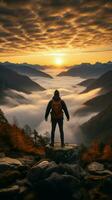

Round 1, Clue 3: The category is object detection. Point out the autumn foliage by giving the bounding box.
[0,109,45,155]
[81,141,112,162]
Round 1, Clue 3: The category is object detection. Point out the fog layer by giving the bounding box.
[1,76,99,144]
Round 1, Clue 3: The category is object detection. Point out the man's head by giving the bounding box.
[54,90,60,97]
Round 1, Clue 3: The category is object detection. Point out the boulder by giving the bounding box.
[0,157,24,188]
[0,157,24,173]
[44,163,87,180]
[28,159,87,188]
[18,155,40,167]
[37,172,80,200]
[0,185,20,199]
[0,157,22,167]
[27,160,57,184]
[99,176,112,195]
[0,170,21,188]
[59,163,87,179]
[87,162,104,173]
[45,143,80,163]
[0,152,5,158]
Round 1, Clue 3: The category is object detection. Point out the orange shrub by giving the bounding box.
[81,141,101,162]
[0,123,45,155]
[101,144,112,161]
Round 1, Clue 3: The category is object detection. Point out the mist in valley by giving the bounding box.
[0,73,100,144]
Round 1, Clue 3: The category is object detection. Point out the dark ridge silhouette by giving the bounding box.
[81,104,112,144]
[0,66,45,94]
[0,62,53,78]
[81,70,112,94]
[78,78,96,87]
[58,62,112,78]
[75,90,112,116]
[84,90,112,112]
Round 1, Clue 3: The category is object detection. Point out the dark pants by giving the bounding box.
[51,118,64,145]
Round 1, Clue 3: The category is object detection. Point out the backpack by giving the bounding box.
[51,99,63,119]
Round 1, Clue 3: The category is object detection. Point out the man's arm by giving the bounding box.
[45,100,52,121]
[62,100,70,120]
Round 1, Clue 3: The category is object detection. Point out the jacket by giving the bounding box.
[45,97,70,120]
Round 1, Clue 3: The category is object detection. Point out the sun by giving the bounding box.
[55,57,63,66]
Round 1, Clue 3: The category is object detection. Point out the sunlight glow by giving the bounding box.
[55,57,63,66]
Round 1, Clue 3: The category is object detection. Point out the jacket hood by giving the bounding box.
[52,95,61,101]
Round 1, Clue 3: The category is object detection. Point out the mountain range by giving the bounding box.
[84,90,112,112]
[78,78,96,87]
[75,70,112,116]
[58,62,112,78]
[75,90,112,117]
[0,62,52,78]
[0,66,45,105]
[81,70,112,94]
[81,104,112,144]
[0,67,45,93]
[0,62,54,105]
[74,69,112,144]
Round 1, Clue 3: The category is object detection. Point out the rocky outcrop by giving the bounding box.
[0,157,22,166]
[0,152,112,200]
[45,143,81,163]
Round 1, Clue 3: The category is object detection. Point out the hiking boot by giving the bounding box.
[61,143,65,148]
[50,143,54,147]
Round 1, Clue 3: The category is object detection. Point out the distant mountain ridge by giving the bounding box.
[0,66,45,94]
[78,78,96,87]
[58,61,112,78]
[81,104,112,144]
[81,70,112,94]
[84,91,112,112]
[0,62,52,78]
[75,71,112,116]
[75,90,112,116]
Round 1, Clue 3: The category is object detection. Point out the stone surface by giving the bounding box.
[0,185,20,198]
[0,152,112,200]
[0,157,22,166]
[18,155,40,167]
[45,143,80,163]
[27,160,57,184]
[0,170,21,188]
[87,162,104,172]
[0,152,5,158]
[37,172,81,200]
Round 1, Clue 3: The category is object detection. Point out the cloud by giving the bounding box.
[1,76,98,144]
[1,0,33,6]
[0,0,112,56]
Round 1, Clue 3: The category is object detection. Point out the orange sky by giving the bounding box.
[0,49,112,69]
[0,0,112,69]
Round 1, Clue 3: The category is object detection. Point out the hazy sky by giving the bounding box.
[0,0,112,67]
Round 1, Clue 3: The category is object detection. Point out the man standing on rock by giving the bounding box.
[45,90,70,147]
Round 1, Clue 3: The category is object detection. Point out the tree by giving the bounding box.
[33,129,39,144]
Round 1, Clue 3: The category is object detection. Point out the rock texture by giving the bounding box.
[45,143,80,163]
[0,149,112,200]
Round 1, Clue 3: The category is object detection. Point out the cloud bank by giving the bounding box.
[1,76,99,144]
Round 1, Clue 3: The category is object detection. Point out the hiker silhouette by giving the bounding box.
[45,90,70,147]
